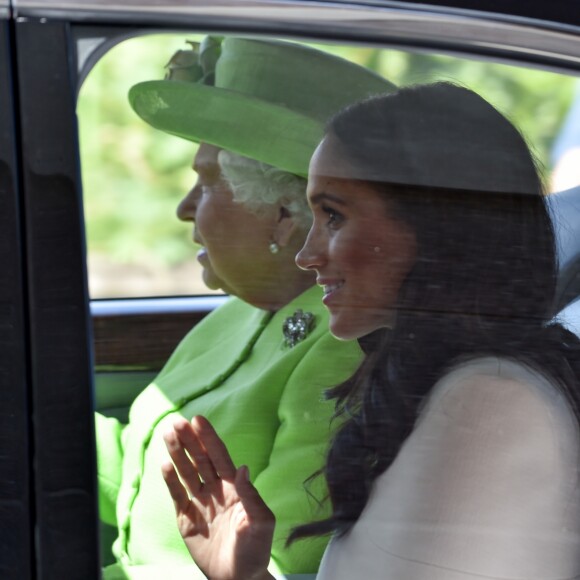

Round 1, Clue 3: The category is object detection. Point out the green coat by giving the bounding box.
[97,285,362,579]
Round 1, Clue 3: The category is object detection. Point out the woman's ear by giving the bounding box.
[273,206,299,248]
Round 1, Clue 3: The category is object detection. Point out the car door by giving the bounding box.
[9,15,100,579]
[7,14,226,578]
[0,10,34,579]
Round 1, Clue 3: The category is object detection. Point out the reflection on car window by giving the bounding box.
[77,33,576,299]
[86,31,580,580]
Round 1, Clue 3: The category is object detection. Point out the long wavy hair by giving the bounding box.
[290,82,580,541]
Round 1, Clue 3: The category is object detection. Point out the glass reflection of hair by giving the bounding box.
[290,82,580,541]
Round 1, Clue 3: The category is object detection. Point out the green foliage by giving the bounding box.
[78,35,202,269]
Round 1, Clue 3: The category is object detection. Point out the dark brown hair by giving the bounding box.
[290,82,580,541]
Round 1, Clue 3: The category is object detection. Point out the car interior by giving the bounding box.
[550,186,580,332]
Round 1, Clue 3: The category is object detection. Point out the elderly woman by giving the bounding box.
[96,36,394,578]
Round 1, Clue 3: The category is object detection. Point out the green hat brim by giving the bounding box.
[129,80,325,177]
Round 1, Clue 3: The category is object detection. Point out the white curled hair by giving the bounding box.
[217,150,311,229]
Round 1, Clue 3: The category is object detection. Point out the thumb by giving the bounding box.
[235,466,275,526]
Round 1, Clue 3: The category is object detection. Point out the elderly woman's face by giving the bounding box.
[177,143,282,302]
[296,136,417,340]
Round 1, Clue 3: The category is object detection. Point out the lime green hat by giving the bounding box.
[129,36,395,177]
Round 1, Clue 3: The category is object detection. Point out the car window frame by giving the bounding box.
[0,16,34,579]
[13,16,99,578]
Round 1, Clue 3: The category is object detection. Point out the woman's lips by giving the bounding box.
[319,280,344,306]
[196,246,208,263]
[193,232,207,261]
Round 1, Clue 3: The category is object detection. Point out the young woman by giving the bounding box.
[162,83,580,579]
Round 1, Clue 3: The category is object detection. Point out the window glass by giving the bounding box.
[85,30,580,578]
[77,33,576,299]
[78,35,207,298]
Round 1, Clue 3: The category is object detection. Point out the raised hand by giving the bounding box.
[162,415,275,580]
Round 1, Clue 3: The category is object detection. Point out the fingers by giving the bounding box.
[174,417,221,485]
[235,465,276,527]
[191,416,237,480]
[161,459,191,515]
[163,415,237,496]
[163,422,204,495]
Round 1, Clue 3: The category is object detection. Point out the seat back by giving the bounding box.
[547,186,580,312]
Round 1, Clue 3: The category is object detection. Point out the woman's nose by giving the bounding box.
[295,227,325,271]
[176,183,200,222]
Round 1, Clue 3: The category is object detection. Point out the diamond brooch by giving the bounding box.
[282,309,315,347]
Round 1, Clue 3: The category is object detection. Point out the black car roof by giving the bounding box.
[9,0,580,30]
[394,0,580,29]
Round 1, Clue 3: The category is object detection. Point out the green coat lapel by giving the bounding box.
[125,297,273,450]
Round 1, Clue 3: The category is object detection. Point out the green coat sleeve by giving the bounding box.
[95,412,126,526]
[254,332,362,575]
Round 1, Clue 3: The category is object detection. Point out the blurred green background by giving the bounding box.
[77,34,577,299]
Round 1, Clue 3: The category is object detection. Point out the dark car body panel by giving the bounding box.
[0,19,33,579]
[11,18,99,578]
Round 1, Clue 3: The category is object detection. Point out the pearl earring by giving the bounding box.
[269,241,280,254]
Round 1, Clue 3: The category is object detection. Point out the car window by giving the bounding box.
[78,34,215,299]
[78,30,580,576]
[77,32,577,300]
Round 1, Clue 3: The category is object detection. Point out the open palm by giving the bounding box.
[163,416,275,580]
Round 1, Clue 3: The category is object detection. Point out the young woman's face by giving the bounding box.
[296,136,417,340]
[176,143,278,300]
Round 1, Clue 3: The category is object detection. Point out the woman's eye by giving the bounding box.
[322,205,344,228]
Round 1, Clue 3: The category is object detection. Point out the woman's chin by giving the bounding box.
[329,317,363,342]
[202,268,225,292]
[329,313,384,342]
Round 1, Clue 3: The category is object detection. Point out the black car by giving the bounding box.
[2,0,580,577]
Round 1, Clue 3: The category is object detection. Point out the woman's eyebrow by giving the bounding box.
[309,192,346,206]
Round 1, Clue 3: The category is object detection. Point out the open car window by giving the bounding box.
[78,33,579,300]
[74,29,580,575]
